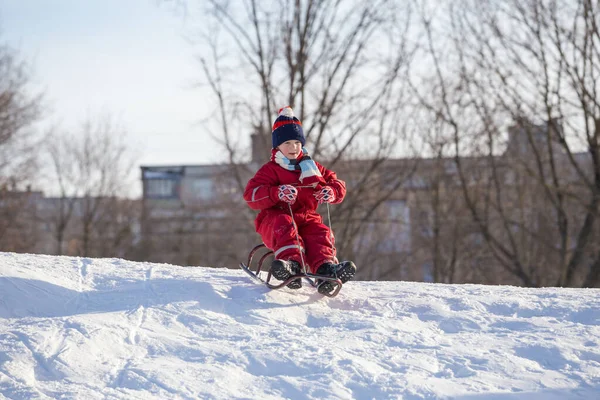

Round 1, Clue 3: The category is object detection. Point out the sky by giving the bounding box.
[1,251,599,399]
[0,0,222,174]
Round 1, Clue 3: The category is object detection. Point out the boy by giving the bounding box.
[243,106,356,295]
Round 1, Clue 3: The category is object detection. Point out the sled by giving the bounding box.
[239,244,343,298]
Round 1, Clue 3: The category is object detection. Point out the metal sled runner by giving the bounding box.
[239,244,343,298]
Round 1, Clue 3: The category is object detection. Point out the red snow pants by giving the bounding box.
[256,208,336,274]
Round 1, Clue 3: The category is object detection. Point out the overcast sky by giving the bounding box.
[0,0,222,172]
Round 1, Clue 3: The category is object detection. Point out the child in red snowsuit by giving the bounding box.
[243,106,356,294]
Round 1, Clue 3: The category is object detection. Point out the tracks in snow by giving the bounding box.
[111,265,155,387]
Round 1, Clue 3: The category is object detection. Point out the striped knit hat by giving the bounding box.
[271,106,305,148]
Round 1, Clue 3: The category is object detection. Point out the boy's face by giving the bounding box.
[278,140,302,159]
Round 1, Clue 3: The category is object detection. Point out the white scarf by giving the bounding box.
[272,148,324,185]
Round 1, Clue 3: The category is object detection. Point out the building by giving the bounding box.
[0,190,140,259]
[139,164,258,267]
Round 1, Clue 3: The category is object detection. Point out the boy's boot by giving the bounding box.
[270,259,302,289]
[315,261,356,295]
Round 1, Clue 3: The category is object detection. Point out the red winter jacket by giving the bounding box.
[243,159,346,230]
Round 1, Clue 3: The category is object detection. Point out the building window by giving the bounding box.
[378,200,411,253]
[146,179,178,198]
[191,178,214,200]
[422,262,433,282]
[419,210,433,238]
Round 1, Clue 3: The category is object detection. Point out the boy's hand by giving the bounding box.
[277,185,298,204]
[314,186,336,204]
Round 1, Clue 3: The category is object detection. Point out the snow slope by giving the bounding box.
[0,252,599,399]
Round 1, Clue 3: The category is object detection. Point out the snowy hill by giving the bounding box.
[0,252,599,399]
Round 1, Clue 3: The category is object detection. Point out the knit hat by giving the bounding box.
[271,106,305,149]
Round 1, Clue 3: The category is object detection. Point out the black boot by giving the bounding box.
[315,261,356,295]
[270,259,303,289]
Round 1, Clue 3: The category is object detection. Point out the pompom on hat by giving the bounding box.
[271,106,306,149]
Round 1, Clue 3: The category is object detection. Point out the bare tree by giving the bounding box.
[178,0,419,276]
[414,0,600,287]
[42,115,138,257]
[0,39,43,250]
[45,127,79,255]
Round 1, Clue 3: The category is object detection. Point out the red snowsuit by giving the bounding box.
[243,155,346,274]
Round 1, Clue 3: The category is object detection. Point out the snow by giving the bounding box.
[0,252,599,399]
